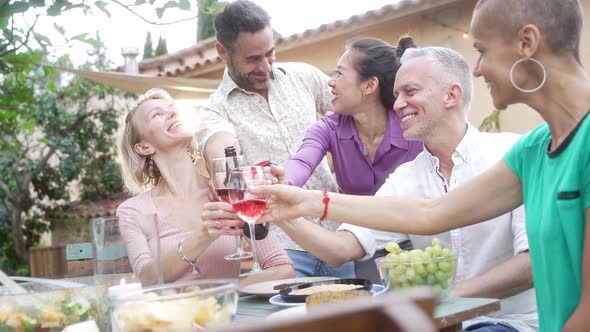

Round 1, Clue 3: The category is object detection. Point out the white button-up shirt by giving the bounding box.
[340,125,538,331]
[197,62,339,250]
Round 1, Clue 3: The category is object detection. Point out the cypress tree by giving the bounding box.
[154,36,168,56]
[143,32,153,59]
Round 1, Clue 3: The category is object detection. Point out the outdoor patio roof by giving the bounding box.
[137,0,461,77]
[55,66,220,100]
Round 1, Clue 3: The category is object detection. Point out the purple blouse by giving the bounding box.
[283,111,423,195]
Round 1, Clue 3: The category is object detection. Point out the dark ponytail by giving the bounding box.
[347,36,416,110]
[396,36,416,58]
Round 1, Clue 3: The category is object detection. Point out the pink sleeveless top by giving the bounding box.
[116,191,292,281]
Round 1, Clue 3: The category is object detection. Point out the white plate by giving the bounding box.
[268,284,385,307]
[239,277,337,297]
[267,306,307,321]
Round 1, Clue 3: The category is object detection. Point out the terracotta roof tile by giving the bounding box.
[138,0,457,77]
[58,192,131,219]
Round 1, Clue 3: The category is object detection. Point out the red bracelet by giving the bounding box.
[320,189,330,221]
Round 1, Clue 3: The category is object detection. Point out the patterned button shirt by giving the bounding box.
[197,62,339,250]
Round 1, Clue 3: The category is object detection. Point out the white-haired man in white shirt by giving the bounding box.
[270,47,538,332]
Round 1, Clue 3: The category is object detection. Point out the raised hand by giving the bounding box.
[250,184,320,222]
[270,165,289,185]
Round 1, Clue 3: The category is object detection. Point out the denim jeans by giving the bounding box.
[286,249,356,278]
[464,322,520,332]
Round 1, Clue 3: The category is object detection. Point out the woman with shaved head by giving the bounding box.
[470,1,588,330]
[250,1,590,331]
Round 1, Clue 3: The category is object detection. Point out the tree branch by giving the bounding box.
[27,107,98,183]
[109,0,198,25]
[1,16,39,57]
[0,180,16,204]
[0,197,12,212]
[0,121,18,138]
[12,145,30,193]
[0,19,17,57]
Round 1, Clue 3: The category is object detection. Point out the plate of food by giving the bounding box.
[239,277,337,297]
[279,278,373,303]
[268,283,385,315]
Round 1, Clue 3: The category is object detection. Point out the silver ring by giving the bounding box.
[215,220,221,228]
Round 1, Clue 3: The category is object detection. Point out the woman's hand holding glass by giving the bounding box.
[201,201,243,240]
[249,184,318,223]
[210,157,253,261]
[228,166,272,275]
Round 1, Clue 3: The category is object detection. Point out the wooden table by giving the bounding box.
[235,295,500,332]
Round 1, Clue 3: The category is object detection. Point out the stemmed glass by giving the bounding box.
[211,157,253,261]
[228,166,271,275]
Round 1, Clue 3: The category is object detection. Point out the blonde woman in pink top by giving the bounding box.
[116,88,294,286]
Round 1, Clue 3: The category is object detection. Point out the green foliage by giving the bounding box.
[0,0,207,272]
[0,49,127,266]
[143,31,154,59]
[154,36,168,56]
[478,109,502,132]
[0,209,29,276]
[155,0,195,18]
[197,0,225,42]
[0,2,132,269]
[199,0,226,15]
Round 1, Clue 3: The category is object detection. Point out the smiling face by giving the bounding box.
[221,26,276,95]
[470,9,522,110]
[393,57,447,142]
[132,98,194,156]
[328,50,366,115]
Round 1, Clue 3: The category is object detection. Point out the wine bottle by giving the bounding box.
[242,222,270,240]
[224,146,243,188]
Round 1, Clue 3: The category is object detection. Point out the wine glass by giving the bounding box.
[210,157,253,261]
[228,166,271,275]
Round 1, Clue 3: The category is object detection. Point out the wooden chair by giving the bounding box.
[221,288,437,332]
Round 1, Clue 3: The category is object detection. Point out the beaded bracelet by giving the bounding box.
[177,238,201,276]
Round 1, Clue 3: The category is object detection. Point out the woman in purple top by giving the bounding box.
[283,37,423,196]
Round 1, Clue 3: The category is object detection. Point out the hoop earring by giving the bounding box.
[509,58,546,93]
[148,157,154,178]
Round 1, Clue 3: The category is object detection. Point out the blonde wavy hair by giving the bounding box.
[118,88,200,194]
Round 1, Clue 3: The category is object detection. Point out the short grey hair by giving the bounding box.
[475,0,583,63]
[401,47,473,113]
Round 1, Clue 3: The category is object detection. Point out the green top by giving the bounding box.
[504,113,590,332]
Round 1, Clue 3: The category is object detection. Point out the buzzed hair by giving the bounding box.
[214,0,271,51]
[475,0,583,62]
[401,47,473,114]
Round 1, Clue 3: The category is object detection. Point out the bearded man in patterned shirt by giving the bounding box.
[197,0,353,278]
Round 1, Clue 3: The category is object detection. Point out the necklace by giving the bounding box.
[362,146,369,156]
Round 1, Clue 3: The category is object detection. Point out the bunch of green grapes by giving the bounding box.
[376,238,455,298]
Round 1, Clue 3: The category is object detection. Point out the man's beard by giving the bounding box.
[228,62,269,93]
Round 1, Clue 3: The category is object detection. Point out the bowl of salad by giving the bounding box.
[0,284,109,332]
[112,279,239,332]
